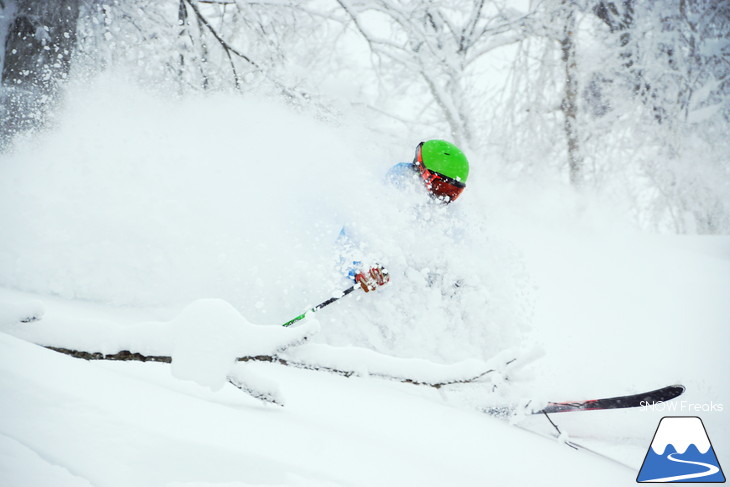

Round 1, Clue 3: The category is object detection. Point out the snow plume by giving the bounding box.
[323,185,534,362]
[0,74,533,365]
[0,74,364,309]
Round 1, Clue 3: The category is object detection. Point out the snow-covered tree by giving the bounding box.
[1,0,81,148]
[332,0,533,147]
[488,0,729,231]
[73,0,310,95]
[583,0,730,232]
[486,0,584,184]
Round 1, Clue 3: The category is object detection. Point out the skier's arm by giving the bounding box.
[336,226,389,292]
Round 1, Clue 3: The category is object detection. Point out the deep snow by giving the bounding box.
[1,79,729,486]
[1,329,632,487]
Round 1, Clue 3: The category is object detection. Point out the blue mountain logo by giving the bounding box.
[638,416,725,483]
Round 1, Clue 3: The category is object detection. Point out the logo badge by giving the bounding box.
[637,416,725,483]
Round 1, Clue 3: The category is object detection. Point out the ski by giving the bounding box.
[482,385,686,469]
[484,384,685,417]
[538,384,685,414]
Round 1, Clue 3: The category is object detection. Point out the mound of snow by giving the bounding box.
[168,299,316,390]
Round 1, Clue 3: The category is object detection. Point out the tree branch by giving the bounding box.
[185,0,258,67]
[182,0,260,89]
[44,345,504,389]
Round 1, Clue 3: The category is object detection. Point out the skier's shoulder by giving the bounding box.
[385,162,417,187]
[386,162,416,177]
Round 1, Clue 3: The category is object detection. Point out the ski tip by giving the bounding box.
[667,384,686,397]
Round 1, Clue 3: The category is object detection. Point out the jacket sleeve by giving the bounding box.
[335,163,411,280]
[336,225,362,281]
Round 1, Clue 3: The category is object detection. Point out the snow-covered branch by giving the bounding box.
[44,342,512,390]
[330,0,535,146]
[27,298,515,407]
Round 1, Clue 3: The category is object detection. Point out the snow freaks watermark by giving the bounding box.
[637,417,726,483]
[640,400,724,413]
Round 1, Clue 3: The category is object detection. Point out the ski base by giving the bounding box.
[483,384,686,417]
[540,384,685,414]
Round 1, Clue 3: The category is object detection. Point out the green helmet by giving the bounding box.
[416,140,469,183]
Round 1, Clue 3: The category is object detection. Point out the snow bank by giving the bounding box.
[0,330,633,487]
[0,434,94,487]
[0,294,319,393]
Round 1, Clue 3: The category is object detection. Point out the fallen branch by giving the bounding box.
[46,347,172,363]
[44,345,507,389]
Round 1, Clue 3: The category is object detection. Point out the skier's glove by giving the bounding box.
[354,264,390,292]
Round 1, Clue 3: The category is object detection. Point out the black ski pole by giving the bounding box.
[281,284,360,327]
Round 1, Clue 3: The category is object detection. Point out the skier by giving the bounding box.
[346,139,470,293]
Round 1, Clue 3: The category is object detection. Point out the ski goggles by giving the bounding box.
[418,166,466,202]
[414,143,466,202]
